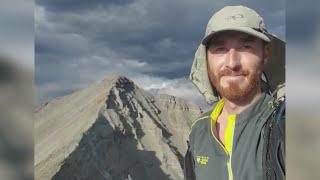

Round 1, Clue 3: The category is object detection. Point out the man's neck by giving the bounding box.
[222,89,263,115]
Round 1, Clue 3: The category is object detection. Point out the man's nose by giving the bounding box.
[225,48,241,70]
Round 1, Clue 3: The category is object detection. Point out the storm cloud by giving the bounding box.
[35,0,285,106]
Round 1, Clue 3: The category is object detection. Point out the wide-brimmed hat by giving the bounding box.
[190,5,285,104]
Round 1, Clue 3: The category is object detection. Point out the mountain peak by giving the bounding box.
[35,75,202,180]
[112,75,135,87]
[101,75,136,89]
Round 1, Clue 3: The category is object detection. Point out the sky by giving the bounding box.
[1,1,320,179]
[35,0,285,106]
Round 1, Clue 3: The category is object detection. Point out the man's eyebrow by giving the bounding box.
[209,39,225,46]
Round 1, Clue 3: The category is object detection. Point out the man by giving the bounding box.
[184,5,285,180]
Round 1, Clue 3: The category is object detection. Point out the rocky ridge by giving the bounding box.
[35,76,202,180]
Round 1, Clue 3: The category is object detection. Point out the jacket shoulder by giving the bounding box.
[190,111,211,129]
[190,100,220,128]
[188,105,215,138]
[188,110,211,152]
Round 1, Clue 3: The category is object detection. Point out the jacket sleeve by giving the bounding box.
[184,141,196,180]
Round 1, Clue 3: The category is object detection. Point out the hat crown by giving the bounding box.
[206,6,267,35]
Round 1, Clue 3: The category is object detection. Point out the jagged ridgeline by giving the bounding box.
[35,76,202,180]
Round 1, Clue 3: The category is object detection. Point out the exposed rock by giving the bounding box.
[35,76,202,180]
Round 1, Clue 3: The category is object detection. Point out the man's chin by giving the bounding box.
[218,81,253,101]
[211,70,261,102]
[219,81,245,90]
[219,87,244,101]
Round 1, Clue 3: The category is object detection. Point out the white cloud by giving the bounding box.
[130,75,209,108]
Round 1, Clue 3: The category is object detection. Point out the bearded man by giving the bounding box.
[184,5,285,180]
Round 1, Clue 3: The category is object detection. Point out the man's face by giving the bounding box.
[206,31,269,101]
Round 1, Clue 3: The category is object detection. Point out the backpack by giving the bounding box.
[262,84,285,180]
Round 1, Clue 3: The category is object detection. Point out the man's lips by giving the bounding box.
[223,74,244,76]
[221,73,245,77]
[220,73,246,81]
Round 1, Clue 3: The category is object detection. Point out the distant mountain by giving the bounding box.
[35,76,203,180]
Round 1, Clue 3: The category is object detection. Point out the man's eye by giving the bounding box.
[243,45,252,49]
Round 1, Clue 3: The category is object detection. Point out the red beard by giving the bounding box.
[209,68,261,101]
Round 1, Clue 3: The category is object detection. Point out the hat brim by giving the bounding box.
[201,26,271,46]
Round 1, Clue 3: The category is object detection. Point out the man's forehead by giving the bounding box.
[208,31,258,45]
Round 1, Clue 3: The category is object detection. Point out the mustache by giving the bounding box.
[218,68,249,77]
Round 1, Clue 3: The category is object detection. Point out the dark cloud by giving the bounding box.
[286,2,318,43]
[35,0,285,105]
[37,0,135,13]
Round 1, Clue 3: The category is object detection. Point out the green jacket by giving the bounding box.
[184,93,285,180]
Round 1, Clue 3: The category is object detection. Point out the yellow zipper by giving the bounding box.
[210,100,235,180]
[210,118,234,180]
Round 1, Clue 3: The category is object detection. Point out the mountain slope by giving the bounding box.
[35,76,202,180]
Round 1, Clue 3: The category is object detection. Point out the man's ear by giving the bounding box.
[263,43,270,65]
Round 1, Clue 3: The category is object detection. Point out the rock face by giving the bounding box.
[35,76,202,180]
